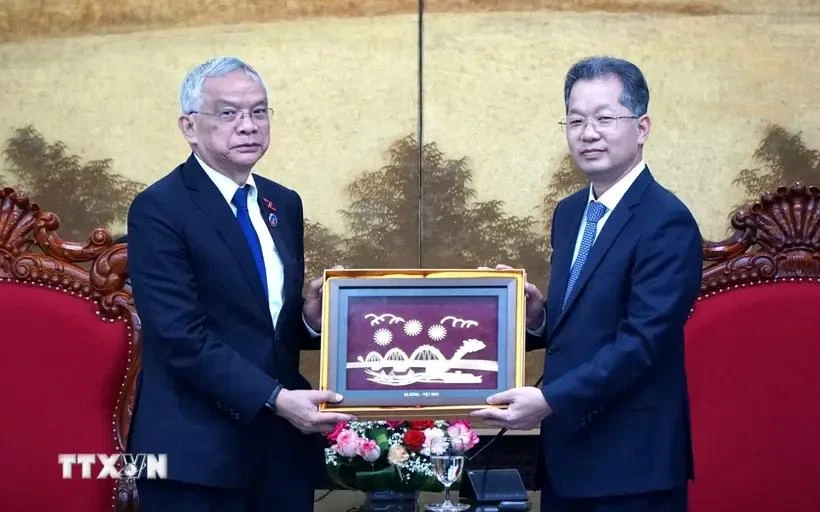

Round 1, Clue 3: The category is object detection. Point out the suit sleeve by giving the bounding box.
[526,199,563,352]
[525,310,548,351]
[292,191,321,351]
[542,209,702,433]
[128,191,278,425]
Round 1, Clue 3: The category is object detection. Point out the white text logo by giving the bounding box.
[58,453,167,479]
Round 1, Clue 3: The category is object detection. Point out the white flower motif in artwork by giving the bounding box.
[427,324,447,342]
[403,319,423,336]
[373,328,393,346]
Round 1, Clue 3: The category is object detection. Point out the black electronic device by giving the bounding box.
[460,468,529,505]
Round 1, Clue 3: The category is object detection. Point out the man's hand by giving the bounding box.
[303,265,344,332]
[274,389,356,434]
[470,387,552,430]
[302,275,323,332]
[524,281,546,330]
[492,264,545,329]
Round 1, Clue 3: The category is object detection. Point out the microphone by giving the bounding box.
[468,373,544,462]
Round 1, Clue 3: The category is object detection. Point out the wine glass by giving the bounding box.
[425,455,470,511]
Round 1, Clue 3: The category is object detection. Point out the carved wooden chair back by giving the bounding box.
[685,183,820,511]
[0,187,140,511]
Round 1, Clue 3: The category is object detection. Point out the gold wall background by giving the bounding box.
[2,0,819,389]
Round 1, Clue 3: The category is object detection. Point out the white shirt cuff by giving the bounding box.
[303,314,321,337]
[526,310,546,336]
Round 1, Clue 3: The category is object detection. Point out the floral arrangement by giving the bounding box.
[324,419,480,492]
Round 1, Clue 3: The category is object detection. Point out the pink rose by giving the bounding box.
[332,429,360,458]
[385,420,404,429]
[450,419,472,430]
[447,421,479,453]
[326,421,348,443]
[357,438,382,463]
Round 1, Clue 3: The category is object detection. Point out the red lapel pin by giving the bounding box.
[263,198,278,228]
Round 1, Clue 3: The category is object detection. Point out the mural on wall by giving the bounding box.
[731,125,820,217]
[0,1,421,42]
[2,0,818,392]
[421,0,820,247]
[2,126,142,241]
[304,135,548,282]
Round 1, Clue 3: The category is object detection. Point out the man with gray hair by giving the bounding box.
[474,56,702,511]
[127,56,353,510]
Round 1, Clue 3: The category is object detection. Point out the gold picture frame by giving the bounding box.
[318,268,526,419]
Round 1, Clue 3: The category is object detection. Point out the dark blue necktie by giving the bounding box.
[232,185,268,298]
[562,200,608,310]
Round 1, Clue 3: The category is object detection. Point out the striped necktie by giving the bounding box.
[562,200,608,310]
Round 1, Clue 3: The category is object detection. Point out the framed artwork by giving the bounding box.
[318,269,525,419]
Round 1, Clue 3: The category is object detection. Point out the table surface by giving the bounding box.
[314,490,540,511]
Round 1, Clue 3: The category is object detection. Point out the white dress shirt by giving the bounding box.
[196,155,285,328]
[568,160,646,267]
[530,160,646,335]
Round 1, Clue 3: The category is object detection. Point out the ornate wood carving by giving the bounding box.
[701,182,820,294]
[115,478,139,512]
[0,187,140,511]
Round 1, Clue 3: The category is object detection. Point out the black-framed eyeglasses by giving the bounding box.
[559,115,638,133]
[188,107,274,123]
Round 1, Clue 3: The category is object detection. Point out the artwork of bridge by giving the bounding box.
[347,342,498,373]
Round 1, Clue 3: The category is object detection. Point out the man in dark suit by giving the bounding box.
[127,56,354,511]
[473,56,703,512]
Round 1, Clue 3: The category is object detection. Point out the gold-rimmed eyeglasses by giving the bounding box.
[559,115,638,133]
[188,107,274,124]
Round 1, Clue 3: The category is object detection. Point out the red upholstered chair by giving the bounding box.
[0,188,140,511]
[685,183,820,511]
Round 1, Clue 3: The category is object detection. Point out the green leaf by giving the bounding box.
[369,427,391,451]
[354,465,402,491]
[325,463,356,490]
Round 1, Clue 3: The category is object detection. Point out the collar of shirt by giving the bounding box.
[195,154,258,210]
[587,160,646,211]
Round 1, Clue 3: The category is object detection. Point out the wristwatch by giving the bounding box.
[265,384,284,413]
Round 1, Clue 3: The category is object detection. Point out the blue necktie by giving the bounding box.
[232,185,268,298]
[562,201,608,310]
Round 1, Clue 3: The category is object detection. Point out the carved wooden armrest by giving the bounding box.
[115,479,139,512]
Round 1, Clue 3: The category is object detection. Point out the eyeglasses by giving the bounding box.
[559,115,638,133]
[188,107,274,123]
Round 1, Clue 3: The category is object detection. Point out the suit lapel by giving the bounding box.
[547,194,586,332]
[181,155,269,311]
[255,180,296,312]
[549,167,654,337]
[556,205,632,325]
[255,186,293,269]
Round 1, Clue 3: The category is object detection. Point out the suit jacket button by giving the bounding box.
[547,346,558,355]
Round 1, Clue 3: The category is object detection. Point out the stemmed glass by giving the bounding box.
[425,455,470,511]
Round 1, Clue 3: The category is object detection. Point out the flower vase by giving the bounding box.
[359,489,420,512]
